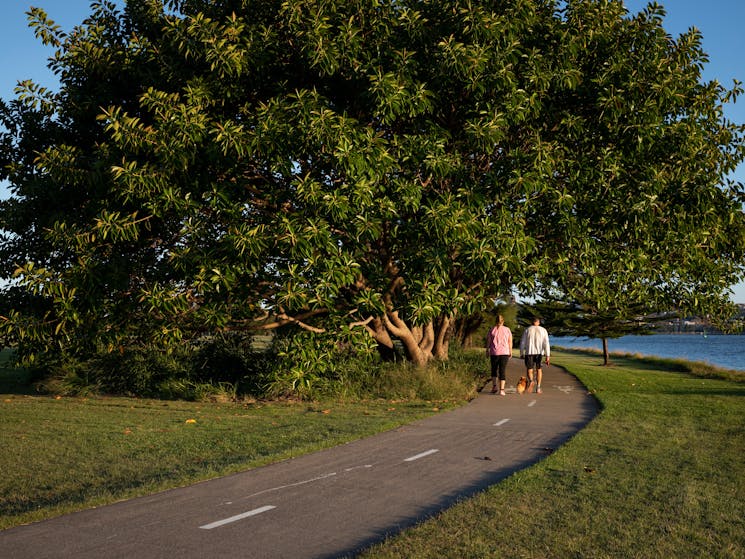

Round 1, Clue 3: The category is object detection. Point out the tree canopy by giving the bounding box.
[0,0,743,370]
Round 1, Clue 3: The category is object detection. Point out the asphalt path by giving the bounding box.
[1,360,598,558]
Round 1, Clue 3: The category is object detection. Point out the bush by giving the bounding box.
[155,378,237,402]
[263,328,381,399]
[191,333,275,396]
[365,348,482,401]
[31,332,280,400]
[37,348,191,398]
[27,332,484,403]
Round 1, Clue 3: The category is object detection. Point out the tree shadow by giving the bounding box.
[0,350,36,395]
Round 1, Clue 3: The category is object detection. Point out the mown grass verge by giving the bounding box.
[359,349,745,558]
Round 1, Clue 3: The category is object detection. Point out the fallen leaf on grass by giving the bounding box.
[321,409,331,414]
[185,418,197,424]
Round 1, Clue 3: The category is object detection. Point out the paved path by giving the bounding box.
[1,361,598,558]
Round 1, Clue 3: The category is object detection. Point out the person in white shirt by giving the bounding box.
[519,316,550,394]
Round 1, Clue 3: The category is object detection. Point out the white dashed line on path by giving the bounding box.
[200,505,276,530]
[404,449,439,462]
[241,472,338,501]
[494,418,510,426]
[528,400,537,407]
[344,464,373,472]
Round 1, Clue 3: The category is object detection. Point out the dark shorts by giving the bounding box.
[524,354,543,370]
[490,355,509,381]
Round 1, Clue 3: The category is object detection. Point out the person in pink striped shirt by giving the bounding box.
[486,314,513,395]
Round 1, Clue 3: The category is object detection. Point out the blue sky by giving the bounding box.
[1,0,744,302]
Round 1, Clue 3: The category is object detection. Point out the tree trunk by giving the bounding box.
[602,337,610,366]
[418,322,435,355]
[433,315,452,360]
[383,311,430,366]
[454,314,484,348]
[354,311,454,365]
[368,317,397,361]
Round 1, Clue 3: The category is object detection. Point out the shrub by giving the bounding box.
[191,333,274,396]
[27,333,484,403]
[36,348,191,397]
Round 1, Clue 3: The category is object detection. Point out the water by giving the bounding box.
[551,334,745,372]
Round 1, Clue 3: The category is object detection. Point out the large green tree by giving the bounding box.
[524,2,745,364]
[523,0,745,359]
[0,0,743,371]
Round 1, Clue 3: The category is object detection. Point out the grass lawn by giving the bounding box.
[360,349,745,558]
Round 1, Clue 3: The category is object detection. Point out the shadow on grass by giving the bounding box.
[0,368,36,395]
[0,349,36,395]
[661,387,745,397]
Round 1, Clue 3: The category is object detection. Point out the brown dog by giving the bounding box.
[516,376,527,395]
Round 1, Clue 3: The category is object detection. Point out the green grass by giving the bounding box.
[359,349,745,558]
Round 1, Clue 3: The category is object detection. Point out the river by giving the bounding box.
[551,334,745,372]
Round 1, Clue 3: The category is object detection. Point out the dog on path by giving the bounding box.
[516,376,527,394]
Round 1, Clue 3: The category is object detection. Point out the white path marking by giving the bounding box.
[494,418,511,426]
[231,466,371,507]
[555,385,574,394]
[200,505,276,530]
[344,464,373,472]
[404,449,439,462]
[528,400,537,407]
[242,472,337,500]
